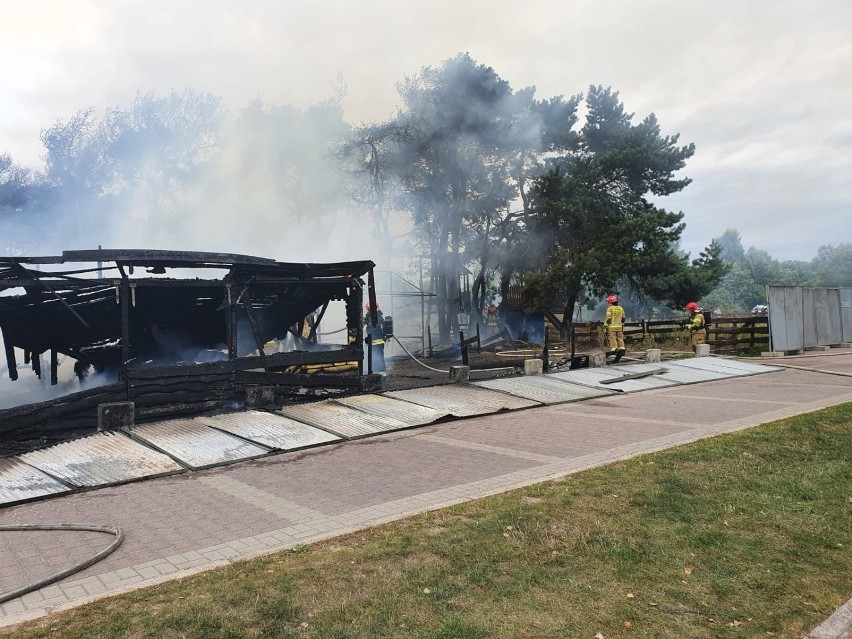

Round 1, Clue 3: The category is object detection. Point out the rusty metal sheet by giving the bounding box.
[0,458,70,506]
[276,401,410,439]
[473,375,614,404]
[384,384,540,417]
[334,394,448,426]
[195,410,341,450]
[20,432,183,487]
[131,420,270,469]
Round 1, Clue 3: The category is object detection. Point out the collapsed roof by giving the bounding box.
[0,249,377,440]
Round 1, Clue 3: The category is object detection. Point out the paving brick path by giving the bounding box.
[1,354,851,633]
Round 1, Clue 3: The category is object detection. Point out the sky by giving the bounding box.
[1,0,851,262]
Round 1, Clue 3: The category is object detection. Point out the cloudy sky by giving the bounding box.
[2,0,850,262]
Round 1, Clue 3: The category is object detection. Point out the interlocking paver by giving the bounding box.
[1,357,851,631]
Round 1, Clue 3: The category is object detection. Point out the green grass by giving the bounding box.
[4,404,851,639]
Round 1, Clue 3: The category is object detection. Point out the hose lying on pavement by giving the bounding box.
[0,524,124,604]
[389,336,517,375]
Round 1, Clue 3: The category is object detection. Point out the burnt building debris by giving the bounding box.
[0,249,379,446]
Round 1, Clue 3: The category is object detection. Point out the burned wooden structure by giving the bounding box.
[0,249,379,446]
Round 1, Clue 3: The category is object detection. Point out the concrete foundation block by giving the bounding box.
[449,365,470,383]
[760,351,786,358]
[245,386,276,409]
[523,359,543,375]
[645,348,661,363]
[804,345,831,352]
[831,343,852,348]
[589,352,607,368]
[694,344,711,357]
[98,402,135,431]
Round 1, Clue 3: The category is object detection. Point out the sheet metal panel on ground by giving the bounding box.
[383,384,540,417]
[333,394,449,426]
[0,458,70,505]
[129,420,271,470]
[17,432,183,488]
[275,401,411,439]
[472,375,617,404]
[549,364,685,391]
[196,410,341,451]
[0,358,784,507]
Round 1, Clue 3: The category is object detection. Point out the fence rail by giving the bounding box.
[548,316,769,355]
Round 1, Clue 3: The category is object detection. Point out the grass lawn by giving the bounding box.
[3,404,851,639]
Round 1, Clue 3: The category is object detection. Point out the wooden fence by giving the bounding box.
[549,316,769,355]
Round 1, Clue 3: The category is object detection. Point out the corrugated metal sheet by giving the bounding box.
[665,358,773,378]
[334,394,448,426]
[276,401,410,439]
[575,363,681,392]
[131,420,270,469]
[0,458,70,505]
[384,384,540,417]
[20,432,183,487]
[658,361,733,382]
[841,288,852,343]
[547,367,660,392]
[472,375,614,404]
[698,358,782,375]
[196,410,341,450]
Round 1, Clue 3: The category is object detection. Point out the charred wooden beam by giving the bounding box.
[2,325,17,381]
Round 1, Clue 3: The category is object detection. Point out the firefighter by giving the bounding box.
[684,301,706,347]
[485,304,498,330]
[604,294,626,359]
[363,302,386,373]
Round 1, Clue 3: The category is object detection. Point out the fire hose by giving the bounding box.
[389,336,516,375]
[0,524,124,604]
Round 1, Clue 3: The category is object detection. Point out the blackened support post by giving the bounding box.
[2,327,18,381]
[367,268,378,327]
[226,284,237,359]
[51,349,58,386]
[460,330,468,366]
[345,284,364,375]
[120,277,131,380]
[366,335,373,375]
[542,324,549,372]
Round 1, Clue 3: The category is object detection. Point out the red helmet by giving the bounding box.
[606,295,618,304]
[685,302,698,312]
[365,302,379,311]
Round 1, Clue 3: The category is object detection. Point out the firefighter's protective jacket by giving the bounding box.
[688,311,705,332]
[364,311,385,346]
[604,304,625,330]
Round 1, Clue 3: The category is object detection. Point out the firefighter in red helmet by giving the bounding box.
[604,294,626,360]
[684,301,706,347]
[363,301,386,373]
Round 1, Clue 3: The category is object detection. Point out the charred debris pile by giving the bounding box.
[0,249,379,448]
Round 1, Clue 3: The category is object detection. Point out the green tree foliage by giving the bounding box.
[700,229,845,313]
[810,244,852,287]
[523,86,725,328]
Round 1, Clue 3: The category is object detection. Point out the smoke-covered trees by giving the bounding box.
[344,54,585,343]
[0,153,32,214]
[32,90,226,244]
[522,86,726,330]
[345,54,538,342]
